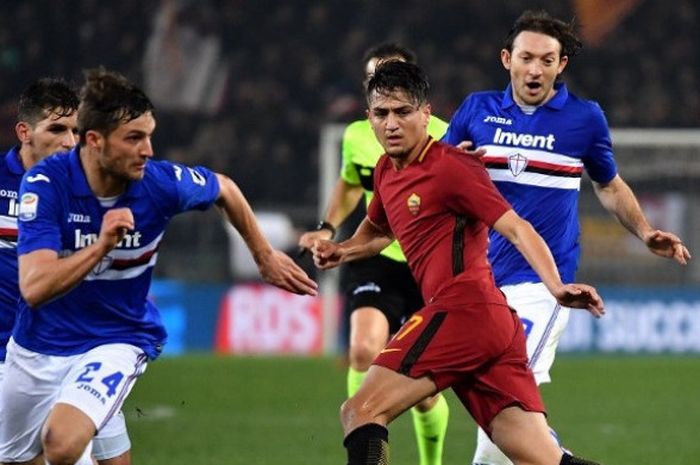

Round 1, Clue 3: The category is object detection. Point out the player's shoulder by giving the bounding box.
[563,90,606,118]
[434,140,484,169]
[27,151,71,183]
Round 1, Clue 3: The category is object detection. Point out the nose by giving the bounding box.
[527,62,542,77]
[141,137,154,158]
[385,112,400,131]
[62,132,77,149]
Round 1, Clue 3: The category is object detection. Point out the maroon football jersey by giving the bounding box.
[367,137,512,304]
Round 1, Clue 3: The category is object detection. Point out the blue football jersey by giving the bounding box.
[15,147,220,359]
[444,83,617,285]
[0,147,24,361]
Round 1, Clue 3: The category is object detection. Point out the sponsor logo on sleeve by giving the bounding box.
[18,193,39,221]
[26,173,51,183]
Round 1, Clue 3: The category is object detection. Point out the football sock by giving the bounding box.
[344,423,390,465]
[347,366,367,397]
[560,453,601,465]
[410,394,449,465]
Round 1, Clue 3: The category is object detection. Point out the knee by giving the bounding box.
[349,339,382,371]
[42,426,89,465]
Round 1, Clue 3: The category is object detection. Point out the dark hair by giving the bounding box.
[362,42,417,68]
[504,10,582,58]
[17,78,79,125]
[78,68,154,141]
[366,61,429,107]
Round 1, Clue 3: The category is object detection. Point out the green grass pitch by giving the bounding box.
[124,355,700,464]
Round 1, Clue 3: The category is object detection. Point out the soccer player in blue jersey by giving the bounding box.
[0,78,135,465]
[299,43,450,465]
[0,69,317,465]
[443,10,691,465]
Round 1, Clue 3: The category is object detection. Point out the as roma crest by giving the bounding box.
[407,193,421,216]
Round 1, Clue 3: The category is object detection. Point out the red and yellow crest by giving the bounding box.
[407,192,421,216]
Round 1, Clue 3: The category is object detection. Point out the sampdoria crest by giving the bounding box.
[407,192,421,216]
[508,152,528,177]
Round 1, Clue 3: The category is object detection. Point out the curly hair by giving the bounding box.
[503,10,582,58]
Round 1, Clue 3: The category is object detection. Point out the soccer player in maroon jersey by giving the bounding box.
[312,60,604,465]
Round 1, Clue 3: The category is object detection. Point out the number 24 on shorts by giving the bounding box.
[75,362,125,397]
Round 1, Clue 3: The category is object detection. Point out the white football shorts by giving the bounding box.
[0,338,147,462]
[500,281,571,385]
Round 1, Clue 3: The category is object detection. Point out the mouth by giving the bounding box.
[525,81,542,93]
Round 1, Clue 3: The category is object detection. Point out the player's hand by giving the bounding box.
[643,230,691,265]
[456,140,487,159]
[312,239,344,269]
[298,229,334,251]
[98,208,134,252]
[257,249,318,296]
[553,283,605,318]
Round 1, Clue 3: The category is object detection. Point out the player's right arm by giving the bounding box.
[298,178,363,249]
[19,208,134,307]
[492,210,604,317]
[312,217,392,270]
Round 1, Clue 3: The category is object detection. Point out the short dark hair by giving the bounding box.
[504,10,582,58]
[366,61,429,107]
[362,42,417,68]
[17,78,79,125]
[78,68,154,141]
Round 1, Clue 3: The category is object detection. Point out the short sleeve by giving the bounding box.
[582,102,617,184]
[340,123,363,185]
[17,167,63,255]
[442,95,475,146]
[155,161,221,215]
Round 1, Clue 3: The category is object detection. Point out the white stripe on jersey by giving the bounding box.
[68,232,164,281]
[0,240,16,249]
[84,253,159,281]
[481,145,584,168]
[0,215,18,229]
[487,169,582,190]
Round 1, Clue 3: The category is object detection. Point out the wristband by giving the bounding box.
[316,221,336,239]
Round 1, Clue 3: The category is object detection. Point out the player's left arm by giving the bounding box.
[312,217,393,270]
[214,173,317,296]
[493,209,604,317]
[592,175,691,264]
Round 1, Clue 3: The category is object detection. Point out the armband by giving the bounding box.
[316,221,336,239]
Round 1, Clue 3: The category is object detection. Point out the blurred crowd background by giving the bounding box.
[0,0,698,284]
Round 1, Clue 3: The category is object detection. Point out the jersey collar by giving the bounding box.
[501,82,569,111]
[68,147,144,199]
[5,146,26,175]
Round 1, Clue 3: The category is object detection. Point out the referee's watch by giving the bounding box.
[316,221,336,239]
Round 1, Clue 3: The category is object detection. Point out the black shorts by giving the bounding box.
[346,254,424,334]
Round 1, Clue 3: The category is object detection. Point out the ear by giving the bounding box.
[558,55,569,75]
[15,122,31,144]
[500,49,512,70]
[84,130,104,150]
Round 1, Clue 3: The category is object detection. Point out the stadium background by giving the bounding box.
[2,0,699,463]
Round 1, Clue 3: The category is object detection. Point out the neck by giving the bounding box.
[18,146,39,171]
[390,134,431,170]
[80,146,128,197]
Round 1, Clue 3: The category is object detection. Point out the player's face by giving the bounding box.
[367,89,430,166]
[501,30,568,106]
[100,112,156,181]
[20,109,78,161]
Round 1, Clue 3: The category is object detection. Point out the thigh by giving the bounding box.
[373,300,517,391]
[0,339,71,462]
[58,344,148,432]
[451,314,545,434]
[345,365,437,432]
[93,411,131,462]
[501,282,570,384]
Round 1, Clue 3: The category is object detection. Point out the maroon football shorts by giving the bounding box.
[373,295,545,433]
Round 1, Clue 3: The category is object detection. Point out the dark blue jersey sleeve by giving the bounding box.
[147,160,221,216]
[442,95,475,146]
[17,166,63,255]
[582,102,617,184]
